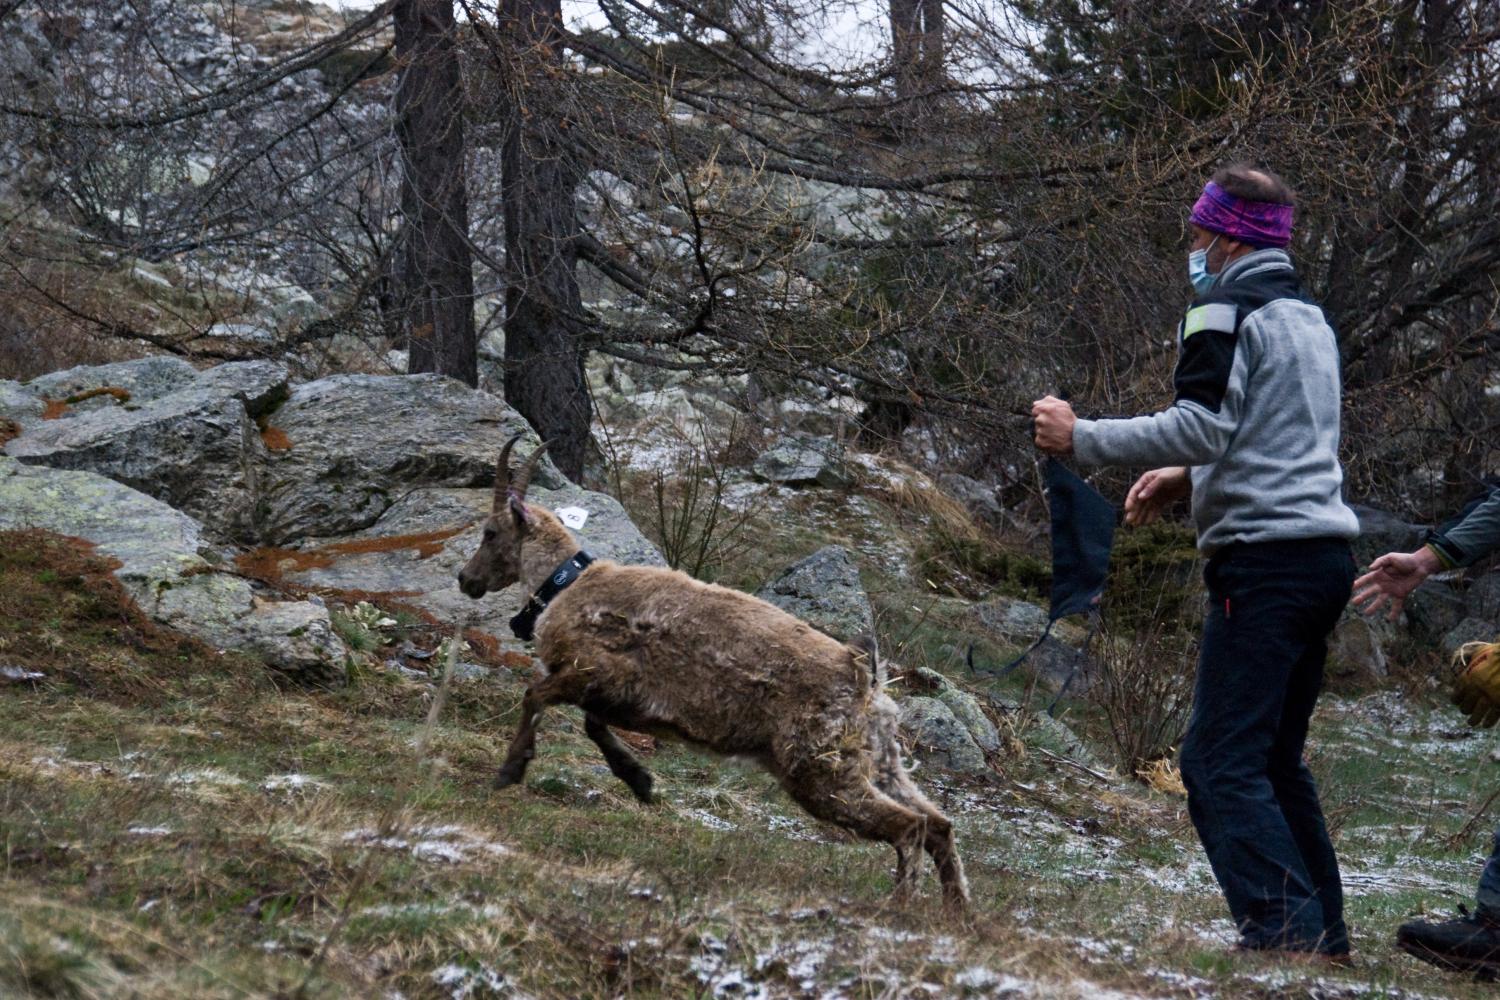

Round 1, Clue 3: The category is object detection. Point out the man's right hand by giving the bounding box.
[1351,547,1443,621]
[1124,466,1191,527]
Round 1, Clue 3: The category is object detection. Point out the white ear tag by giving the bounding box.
[556,506,589,530]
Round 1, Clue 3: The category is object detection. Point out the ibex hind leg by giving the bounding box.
[869,715,970,909]
[584,713,655,803]
[889,767,969,910]
[786,762,928,900]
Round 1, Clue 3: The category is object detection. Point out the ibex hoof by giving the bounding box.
[628,774,654,805]
[494,765,525,790]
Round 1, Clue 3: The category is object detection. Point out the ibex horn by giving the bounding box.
[513,440,551,499]
[493,432,525,511]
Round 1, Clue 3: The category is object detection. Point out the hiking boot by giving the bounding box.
[1396,907,1500,979]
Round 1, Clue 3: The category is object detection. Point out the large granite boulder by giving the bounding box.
[752,435,853,489]
[24,356,199,410]
[1349,503,1425,568]
[4,361,293,541]
[1466,572,1500,622]
[7,385,265,540]
[898,697,989,774]
[255,374,564,544]
[0,457,347,683]
[1327,609,1391,688]
[1442,617,1497,663]
[755,546,874,641]
[1406,581,1467,643]
[264,482,664,649]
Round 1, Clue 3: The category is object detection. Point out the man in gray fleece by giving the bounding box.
[1032,163,1360,958]
[1354,484,1500,977]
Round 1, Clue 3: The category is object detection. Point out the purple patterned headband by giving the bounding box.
[1189,181,1294,248]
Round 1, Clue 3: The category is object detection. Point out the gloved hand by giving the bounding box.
[1453,641,1500,728]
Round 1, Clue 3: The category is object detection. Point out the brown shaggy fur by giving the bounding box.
[458,437,969,907]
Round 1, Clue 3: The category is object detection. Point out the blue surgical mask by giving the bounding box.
[1188,236,1220,295]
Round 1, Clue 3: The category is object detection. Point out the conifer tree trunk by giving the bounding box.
[394,0,477,386]
[497,0,590,482]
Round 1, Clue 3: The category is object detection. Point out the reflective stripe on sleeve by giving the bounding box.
[1182,303,1237,340]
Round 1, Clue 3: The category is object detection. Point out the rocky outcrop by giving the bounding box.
[1349,503,1425,568]
[3,362,569,548]
[267,481,664,644]
[255,373,563,544]
[8,385,265,540]
[1327,610,1391,688]
[1405,581,1467,644]
[24,356,200,411]
[756,546,874,641]
[1442,618,1496,663]
[969,595,1097,693]
[899,697,989,774]
[0,457,347,683]
[752,435,854,489]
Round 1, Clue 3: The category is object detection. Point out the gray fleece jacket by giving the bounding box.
[1073,249,1360,555]
[1429,487,1500,568]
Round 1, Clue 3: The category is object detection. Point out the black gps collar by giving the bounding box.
[509,551,595,641]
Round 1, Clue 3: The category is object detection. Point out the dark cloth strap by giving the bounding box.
[509,551,595,641]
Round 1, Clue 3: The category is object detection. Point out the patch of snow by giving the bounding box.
[684,808,738,832]
[342,824,510,864]
[432,962,526,999]
[126,825,174,837]
[1,665,45,681]
[262,773,325,792]
[954,965,1032,995]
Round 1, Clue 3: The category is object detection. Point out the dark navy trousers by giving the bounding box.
[1479,829,1500,919]
[1179,537,1356,954]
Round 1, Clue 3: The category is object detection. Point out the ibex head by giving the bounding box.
[457,433,549,599]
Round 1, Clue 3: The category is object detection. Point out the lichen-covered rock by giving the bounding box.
[970,595,1089,648]
[192,360,289,417]
[1349,503,1425,568]
[1442,617,1497,663]
[1327,609,1390,688]
[973,595,1050,643]
[752,435,853,489]
[938,472,1005,527]
[1406,581,1467,643]
[1467,572,1500,622]
[0,457,347,682]
[0,455,205,585]
[256,374,564,544]
[0,379,44,428]
[898,696,989,773]
[902,666,1001,754]
[25,356,199,409]
[268,483,664,649]
[153,574,346,686]
[7,386,263,540]
[756,545,874,641]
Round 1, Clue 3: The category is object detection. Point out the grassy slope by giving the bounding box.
[2,529,1498,1000]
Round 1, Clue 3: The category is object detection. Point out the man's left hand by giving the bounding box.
[1031,395,1076,455]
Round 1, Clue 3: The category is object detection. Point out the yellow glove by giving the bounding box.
[1453,641,1500,729]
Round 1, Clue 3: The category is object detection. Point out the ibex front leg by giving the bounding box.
[494,675,572,790]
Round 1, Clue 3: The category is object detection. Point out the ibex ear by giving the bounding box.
[507,492,530,529]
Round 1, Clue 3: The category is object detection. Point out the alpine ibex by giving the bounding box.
[458,436,969,907]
